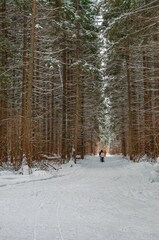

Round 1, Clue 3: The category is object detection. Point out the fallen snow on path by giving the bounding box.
[0,155,158,240]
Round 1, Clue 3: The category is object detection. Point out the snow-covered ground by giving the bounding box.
[0,155,159,240]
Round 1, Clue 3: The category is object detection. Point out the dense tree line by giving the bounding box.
[3,0,158,166]
[0,0,102,168]
[101,0,159,160]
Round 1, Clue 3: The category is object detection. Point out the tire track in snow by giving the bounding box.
[33,194,46,240]
[57,200,65,240]
[0,174,63,188]
[53,162,91,240]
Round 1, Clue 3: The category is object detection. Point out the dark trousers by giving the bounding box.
[100,157,104,162]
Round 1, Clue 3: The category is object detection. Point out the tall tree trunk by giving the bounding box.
[125,47,133,160]
[143,50,154,157]
[21,2,28,162]
[50,75,55,155]
[74,0,81,163]
[27,0,36,169]
[0,0,8,163]
[153,33,159,156]
[121,106,127,156]
[80,84,84,159]
[61,45,67,163]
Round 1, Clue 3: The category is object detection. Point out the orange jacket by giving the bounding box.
[103,149,107,157]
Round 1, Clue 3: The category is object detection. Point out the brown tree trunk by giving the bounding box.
[0,0,8,163]
[27,0,36,169]
[143,51,154,157]
[61,45,67,163]
[21,2,28,162]
[80,84,84,159]
[125,47,133,160]
[74,0,81,163]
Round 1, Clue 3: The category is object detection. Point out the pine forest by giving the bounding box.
[1,0,159,169]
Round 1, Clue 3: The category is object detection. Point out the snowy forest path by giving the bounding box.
[0,155,158,240]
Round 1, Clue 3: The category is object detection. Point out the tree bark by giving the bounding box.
[125,47,133,160]
[27,0,36,168]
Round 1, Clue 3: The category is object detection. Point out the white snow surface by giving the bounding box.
[0,155,159,240]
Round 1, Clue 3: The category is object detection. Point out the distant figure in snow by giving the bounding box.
[72,146,76,164]
[103,148,107,157]
[99,150,104,162]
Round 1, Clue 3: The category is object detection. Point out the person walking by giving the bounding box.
[99,149,104,162]
[104,148,107,157]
